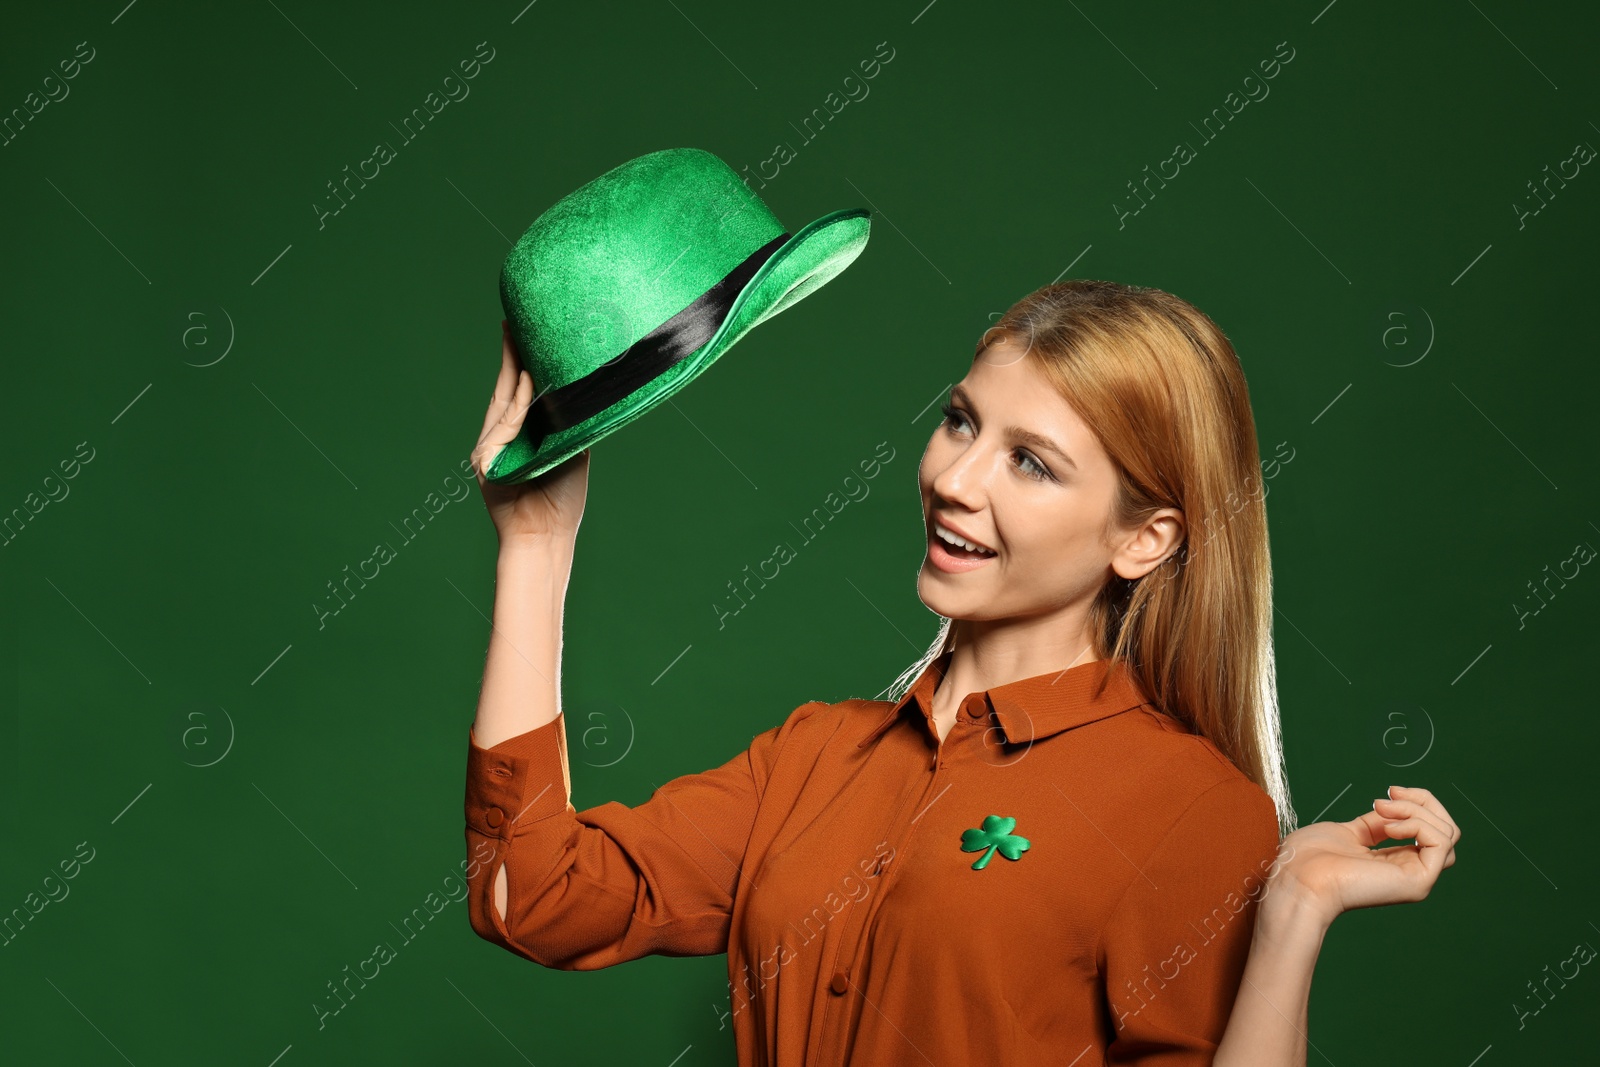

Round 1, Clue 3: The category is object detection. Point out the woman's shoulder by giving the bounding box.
[751,695,862,748]
[1118,705,1273,806]
[1125,704,1259,781]
[1072,709,1279,874]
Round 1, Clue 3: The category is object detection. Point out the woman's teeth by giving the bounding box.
[935,526,996,557]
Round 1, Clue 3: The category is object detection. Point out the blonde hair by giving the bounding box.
[882,279,1296,837]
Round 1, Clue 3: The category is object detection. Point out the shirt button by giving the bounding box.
[485,806,505,828]
[829,971,849,995]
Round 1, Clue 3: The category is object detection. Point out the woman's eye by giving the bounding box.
[938,402,968,432]
[939,403,1051,482]
[1014,452,1050,481]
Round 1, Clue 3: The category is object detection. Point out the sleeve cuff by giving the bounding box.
[465,713,574,839]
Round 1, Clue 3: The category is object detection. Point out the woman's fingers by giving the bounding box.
[1389,786,1461,848]
[478,322,521,442]
[473,326,544,476]
[1373,797,1451,845]
[504,366,532,430]
[1380,818,1444,883]
[474,325,540,480]
[1341,809,1401,848]
[1374,807,1455,889]
[473,369,531,478]
[1381,786,1461,869]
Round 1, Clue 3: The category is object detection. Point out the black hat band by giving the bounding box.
[521,232,791,449]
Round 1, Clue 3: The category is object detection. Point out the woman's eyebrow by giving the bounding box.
[950,384,1078,471]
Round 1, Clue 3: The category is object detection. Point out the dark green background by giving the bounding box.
[2,0,1594,1063]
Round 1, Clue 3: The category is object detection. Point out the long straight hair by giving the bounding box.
[881,280,1297,837]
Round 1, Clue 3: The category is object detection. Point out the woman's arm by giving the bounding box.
[472,538,572,749]
[468,321,593,920]
[462,322,807,969]
[1213,785,1462,1066]
[475,540,574,925]
[1212,879,1329,1066]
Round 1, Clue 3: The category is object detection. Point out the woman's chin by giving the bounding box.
[916,567,982,615]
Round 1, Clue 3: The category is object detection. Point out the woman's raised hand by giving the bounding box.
[1267,785,1462,926]
[471,320,592,546]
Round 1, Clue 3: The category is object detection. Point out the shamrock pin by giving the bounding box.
[959,814,1030,870]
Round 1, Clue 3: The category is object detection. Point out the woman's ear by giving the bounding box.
[1111,509,1185,581]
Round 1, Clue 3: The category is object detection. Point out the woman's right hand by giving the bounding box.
[471,320,592,546]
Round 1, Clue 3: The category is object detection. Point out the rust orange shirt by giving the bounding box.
[464,650,1282,1066]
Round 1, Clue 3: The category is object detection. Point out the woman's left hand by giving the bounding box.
[1263,785,1461,927]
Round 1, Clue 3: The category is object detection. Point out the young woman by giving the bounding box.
[463,280,1461,1067]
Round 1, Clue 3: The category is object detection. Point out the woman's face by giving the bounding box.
[916,340,1182,634]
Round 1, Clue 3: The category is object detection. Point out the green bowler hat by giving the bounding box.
[486,146,873,484]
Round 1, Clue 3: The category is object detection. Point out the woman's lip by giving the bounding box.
[927,531,997,573]
[932,517,995,554]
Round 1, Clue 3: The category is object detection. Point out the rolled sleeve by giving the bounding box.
[1099,776,1283,1065]
[464,703,821,970]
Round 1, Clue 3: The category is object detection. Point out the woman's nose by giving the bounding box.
[931,446,990,506]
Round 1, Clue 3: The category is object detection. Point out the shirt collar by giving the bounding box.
[856,648,1153,748]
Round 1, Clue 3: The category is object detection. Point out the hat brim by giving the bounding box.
[484,207,871,484]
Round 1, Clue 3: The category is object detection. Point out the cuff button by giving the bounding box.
[486,806,505,828]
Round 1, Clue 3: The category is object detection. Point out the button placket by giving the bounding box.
[814,741,951,1065]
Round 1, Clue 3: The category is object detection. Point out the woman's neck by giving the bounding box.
[929,625,1100,736]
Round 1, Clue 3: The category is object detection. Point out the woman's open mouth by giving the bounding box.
[927,519,997,573]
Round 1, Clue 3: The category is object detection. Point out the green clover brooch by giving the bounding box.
[960,814,1031,870]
